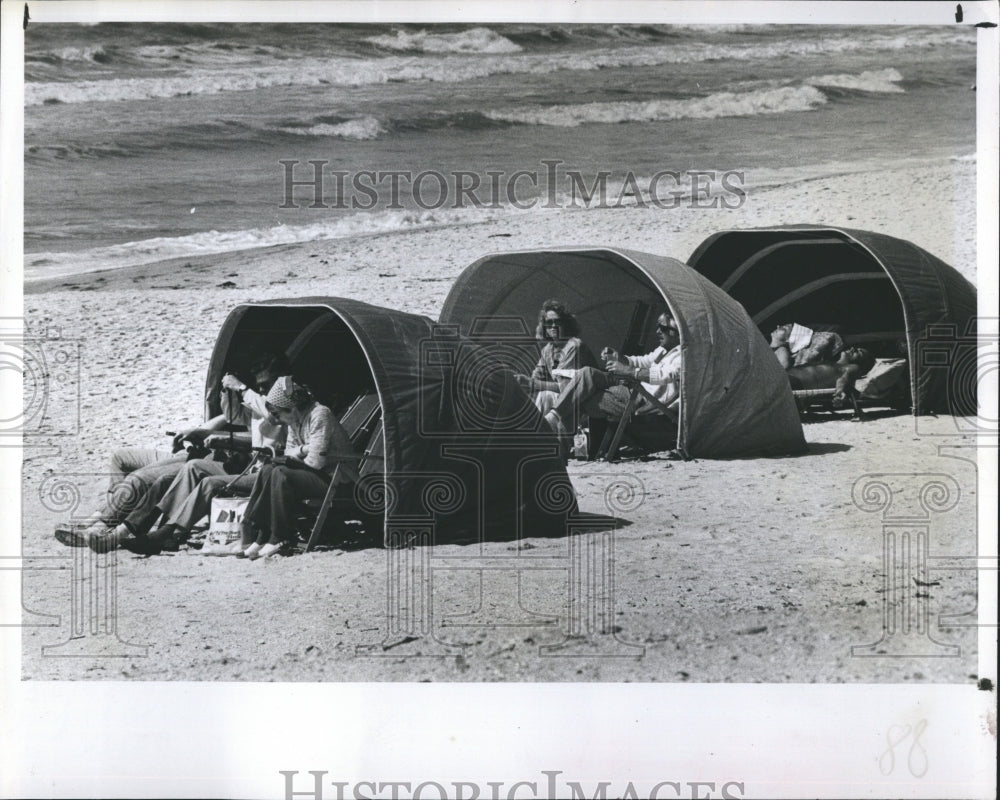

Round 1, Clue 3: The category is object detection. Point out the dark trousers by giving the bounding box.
[241,464,329,546]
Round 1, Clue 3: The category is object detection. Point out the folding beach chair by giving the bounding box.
[593,376,678,462]
[302,424,385,551]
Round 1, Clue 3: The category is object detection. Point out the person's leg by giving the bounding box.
[154,459,226,524]
[101,452,189,524]
[118,471,178,537]
[85,454,194,552]
[592,384,635,419]
[107,446,171,489]
[166,472,255,537]
[534,390,559,416]
[548,366,613,431]
[241,465,274,553]
[263,466,328,548]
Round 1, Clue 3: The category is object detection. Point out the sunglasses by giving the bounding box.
[656,323,678,334]
[543,319,562,327]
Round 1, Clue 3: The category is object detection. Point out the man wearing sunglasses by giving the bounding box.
[543,311,682,445]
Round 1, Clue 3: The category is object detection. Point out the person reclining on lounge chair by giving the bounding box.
[106,354,290,555]
[770,323,845,369]
[240,376,356,559]
[543,311,681,448]
[513,299,583,415]
[786,345,877,407]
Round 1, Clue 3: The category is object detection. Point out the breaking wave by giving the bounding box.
[25,27,963,106]
[364,27,522,54]
[486,85,828,127]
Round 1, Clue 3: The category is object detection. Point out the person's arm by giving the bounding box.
[618,350,681,403]
[772,346,792,369]
[172,414,226,450]
[833,363,863,404]
[611,348,657,375]
[558,338,580,369]
[624,351,656,369]
[527,345,558,393]
[238,387,268,419]
[530,350,549,382]
[290,407,347,472]
[770,327,792,369]
[220,373,262,420]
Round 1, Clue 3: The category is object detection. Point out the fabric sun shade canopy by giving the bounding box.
[205,297,577,545]
[439,247,807,459]
[686,226,978,415]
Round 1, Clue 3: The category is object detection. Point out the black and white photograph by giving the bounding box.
[2,1,997,797]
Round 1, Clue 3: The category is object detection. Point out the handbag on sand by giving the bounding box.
[201,495,249,555]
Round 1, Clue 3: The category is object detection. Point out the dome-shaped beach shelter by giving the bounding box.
[204,297,577,545]
[440,248,807,459]
[687,226,978,415]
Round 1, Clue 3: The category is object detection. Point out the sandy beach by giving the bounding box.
[18,158,982,683]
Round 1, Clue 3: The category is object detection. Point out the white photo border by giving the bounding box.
[2,2,996,798]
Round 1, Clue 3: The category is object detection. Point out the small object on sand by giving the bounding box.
[217,280,237,289]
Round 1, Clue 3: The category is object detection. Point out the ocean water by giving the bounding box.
[23,23,977,279]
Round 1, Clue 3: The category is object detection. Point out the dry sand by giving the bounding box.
[20,159,982,682]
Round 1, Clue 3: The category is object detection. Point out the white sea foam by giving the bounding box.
[24,207,502,281]
[281,117,386,140]
[808,67,905,93]
[486,85,827,127]
[365,27,522,54]
[24,28,967,106]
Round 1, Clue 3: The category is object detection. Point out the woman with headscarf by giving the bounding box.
[514,299,583,415]
[240,376,354,559]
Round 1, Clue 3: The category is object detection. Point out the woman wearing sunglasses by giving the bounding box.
[514,299,583,415]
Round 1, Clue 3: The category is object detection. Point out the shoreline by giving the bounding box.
[23,158,978,295]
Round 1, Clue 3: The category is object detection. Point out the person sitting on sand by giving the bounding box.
[240,376,355,559]
[513,299,583,415]
[786,344,877,406]
[53,403,235,552]
[105,354,289,555]
[543,311,681,450]
[770,323,845,369]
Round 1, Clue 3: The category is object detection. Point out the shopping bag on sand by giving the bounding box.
[201,495,249,556]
